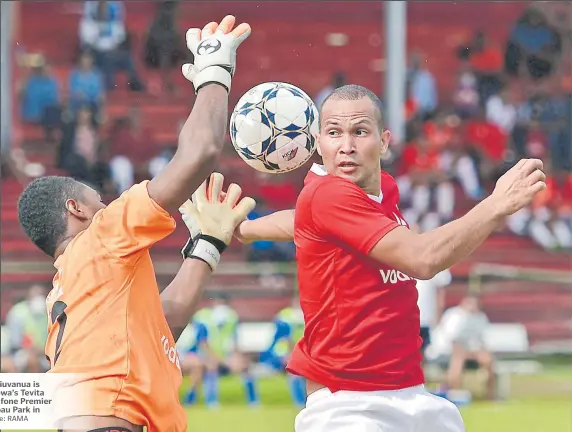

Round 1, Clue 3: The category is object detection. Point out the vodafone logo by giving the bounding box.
[380,269,415,284]
[161,335,181,371]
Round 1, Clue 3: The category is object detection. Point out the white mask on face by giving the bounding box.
[29,296,46,315]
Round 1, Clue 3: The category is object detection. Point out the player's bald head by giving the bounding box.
[320,85,384,132]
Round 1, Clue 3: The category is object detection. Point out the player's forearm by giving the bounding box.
[161,258,213,341]
[148,85,228,213]
[417,196,503,277]
[235,209,295,243]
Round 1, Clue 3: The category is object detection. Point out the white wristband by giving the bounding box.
[190,238,221,270]
[193,66,232,93]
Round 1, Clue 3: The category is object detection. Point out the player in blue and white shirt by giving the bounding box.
[177,317,209,405]
[260,296,306,407]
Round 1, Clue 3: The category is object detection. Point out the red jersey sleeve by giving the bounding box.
[310,177,400,254]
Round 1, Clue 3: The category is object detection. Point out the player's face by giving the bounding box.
[317,98,390,194]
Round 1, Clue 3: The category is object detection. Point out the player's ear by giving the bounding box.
[380,129,391,155]
[315,133,322,157]
[65,198,89,221]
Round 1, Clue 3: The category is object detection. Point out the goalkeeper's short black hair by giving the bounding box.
[18,176,86,257]
[320,84,384,131]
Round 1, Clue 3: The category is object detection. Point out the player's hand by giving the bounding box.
[182,15,251,93]
[179,173,256,270]
[179,200,201,241]
[489,158,546,217]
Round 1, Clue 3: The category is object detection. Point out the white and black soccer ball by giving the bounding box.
[230,82,319,174]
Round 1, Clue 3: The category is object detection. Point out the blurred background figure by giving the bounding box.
[427,295,496,401]
[4,285,49,373]
[177,316,209,406]
[18,55,62,144]
[259,295,306,408]
[143,0,187,94]
[314,71,347,108]
[195,296,259,409]
[68,50,106,115]
[79,0,144,91]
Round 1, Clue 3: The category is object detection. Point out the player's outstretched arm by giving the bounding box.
[161,173,256,340]
[369,159,546,279]
[234,209,295,243]
[147,16,251,214]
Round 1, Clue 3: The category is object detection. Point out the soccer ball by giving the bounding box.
[230,82,319,174]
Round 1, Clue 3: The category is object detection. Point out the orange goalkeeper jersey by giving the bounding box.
[45,181,186,432]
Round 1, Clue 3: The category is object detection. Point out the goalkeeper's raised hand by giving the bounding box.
[179,173,256,271]
[182,15,251,93]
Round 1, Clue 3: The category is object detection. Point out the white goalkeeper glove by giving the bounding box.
[179,173,256,271]
[182,15,251,93]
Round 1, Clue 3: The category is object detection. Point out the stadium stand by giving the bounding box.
[2,1,570,351]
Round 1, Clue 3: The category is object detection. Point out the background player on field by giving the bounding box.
[232,85,546,431]
[259,295,306,408]
[16,16,253,432]
[194,297,259,408]
[177,316,209,406]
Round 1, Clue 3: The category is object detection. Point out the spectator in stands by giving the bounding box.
[536,84,571,172]
[505,7,562,81]
[458,30,504,105]
[485,87,517,135]
[68,50,105,115]
[143,0,187,94]
[398,130,455,232]
[510,167,572,251]
[464,107,508,182]
[108,106,172,194]
[440,131,484,201]
[314,71,347,109]
[5,285,49,373]
[453,66,480,119]
[427,295,496,401]
[1,325,16,373]
[407,50,438,119]
[19,54,62,143]
[58,105,111,193]
[79,0,144,91]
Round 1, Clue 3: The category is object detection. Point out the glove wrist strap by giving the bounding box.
[194,66,232,93]
[183,234,227,271]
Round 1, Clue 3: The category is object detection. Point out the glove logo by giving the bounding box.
[197,39,222,55]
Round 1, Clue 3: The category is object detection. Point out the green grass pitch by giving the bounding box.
[8,366,572,432]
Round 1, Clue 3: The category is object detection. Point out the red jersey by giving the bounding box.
[287,165,424,392]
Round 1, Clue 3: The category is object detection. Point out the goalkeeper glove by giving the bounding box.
[182,15,251,93]
[179,173,256,271]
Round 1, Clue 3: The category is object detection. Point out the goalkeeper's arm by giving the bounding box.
[162,259,213,342]
[235,209,295,243]
[147,16,251,214]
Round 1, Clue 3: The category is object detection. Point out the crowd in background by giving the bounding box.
[4,0,570,407]
[16,1,572,257]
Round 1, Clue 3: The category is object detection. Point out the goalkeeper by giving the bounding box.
[17,15,252,432]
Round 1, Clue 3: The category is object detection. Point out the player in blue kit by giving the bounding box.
[260,297,306,408]
[177,318,209,405]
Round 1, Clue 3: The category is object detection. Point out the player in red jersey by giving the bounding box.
[233,85,545,431]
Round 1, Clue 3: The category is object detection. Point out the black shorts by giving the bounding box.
[420,326,431,352]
